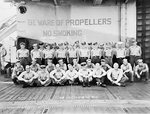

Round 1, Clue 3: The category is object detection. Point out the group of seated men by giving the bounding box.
[11,57,149,88]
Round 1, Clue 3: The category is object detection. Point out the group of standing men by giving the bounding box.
[11,40,149,88]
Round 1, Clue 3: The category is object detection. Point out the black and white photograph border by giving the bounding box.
[0,0,150,114]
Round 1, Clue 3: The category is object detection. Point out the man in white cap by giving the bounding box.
[16,42,29,68]
[104,45,113,66]
[68,45,77,65]
[57,44,66,62]
[43,44,54,65]
[80,42,88,63]
[121,59,134,82]
[115,42,126,67]
[18,65,38,88]
[107,63,128,87]
[135,59,149,82]
[91,45,101,64]
[36,65,51,87]
[129,40,142,68]
[31,43,42,65]
[39,43,45,65]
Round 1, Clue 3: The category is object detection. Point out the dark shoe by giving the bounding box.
[82,82,86,87]
[100,84,106,87]
[22,84,28,88]
[87,83,91,87]
[120,83,126,87]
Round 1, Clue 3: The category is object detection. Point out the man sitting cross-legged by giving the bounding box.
[11,61,24,85]
[78,62,93,87]
[92,63,107,87]
[65,64,79,85]
[121,58,134,82]
[36,65,51,87]
[18,65,38,88]
[135,59,149,82]
[107,63,128,87]
[50,64,66,85]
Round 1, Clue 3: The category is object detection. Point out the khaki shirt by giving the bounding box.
[18,71,37,80]
[17,49,29,58]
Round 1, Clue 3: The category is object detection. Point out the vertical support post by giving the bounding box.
[118,1,122,41]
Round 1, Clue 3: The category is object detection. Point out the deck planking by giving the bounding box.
[0,82,150,113]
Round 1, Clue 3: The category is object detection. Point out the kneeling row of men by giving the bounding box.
[11,58,149,88]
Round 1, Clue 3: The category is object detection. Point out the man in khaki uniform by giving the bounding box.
[50,64,66,85]
[18,65,38,88]
[36,65,51,87]
[107,63,128,87]
[121,59,134,82]
[11,61,24,85]
[129,40,142,68]
[16,42,29,68]
[135,59,149,82]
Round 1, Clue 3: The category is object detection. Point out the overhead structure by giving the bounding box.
[53,0,58,5]
[93,0,103,5]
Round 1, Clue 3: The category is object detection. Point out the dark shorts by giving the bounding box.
[80,57,88,63]
[19,57,30,68]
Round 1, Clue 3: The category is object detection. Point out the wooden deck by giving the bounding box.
[0,82,150,114]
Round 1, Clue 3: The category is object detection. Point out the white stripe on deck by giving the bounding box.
[0,100,150,109]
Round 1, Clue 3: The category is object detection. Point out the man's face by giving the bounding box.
[138,62,143,66]
[133,42,137,46]
[68,65,73,71]
[95,63,100,69]
[33,45,38,49]
[56,64,60,71]
[47,60,52,65]
[16,62,21,67]
[41,68,45,72]
[39,45,44,49]
[113,63,119,70]
[123,59,128,65]
[32,60,36,65]
[20,45,25,49]
[73,59,77,64]
[82,66,86,70]
[46,45,50,50]
[26,67,30,72]
[101,62,105,66]
[87,61,91,65]
[59,60,63,65]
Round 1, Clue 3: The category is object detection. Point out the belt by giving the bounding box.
[19,57,28,59]
[35,58,42,59]
[45,58,52,59]
[130,55,140,57]
[117,57,125,59]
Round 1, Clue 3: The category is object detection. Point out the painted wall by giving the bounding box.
[121,1,136,42]
[17,1,136,44]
